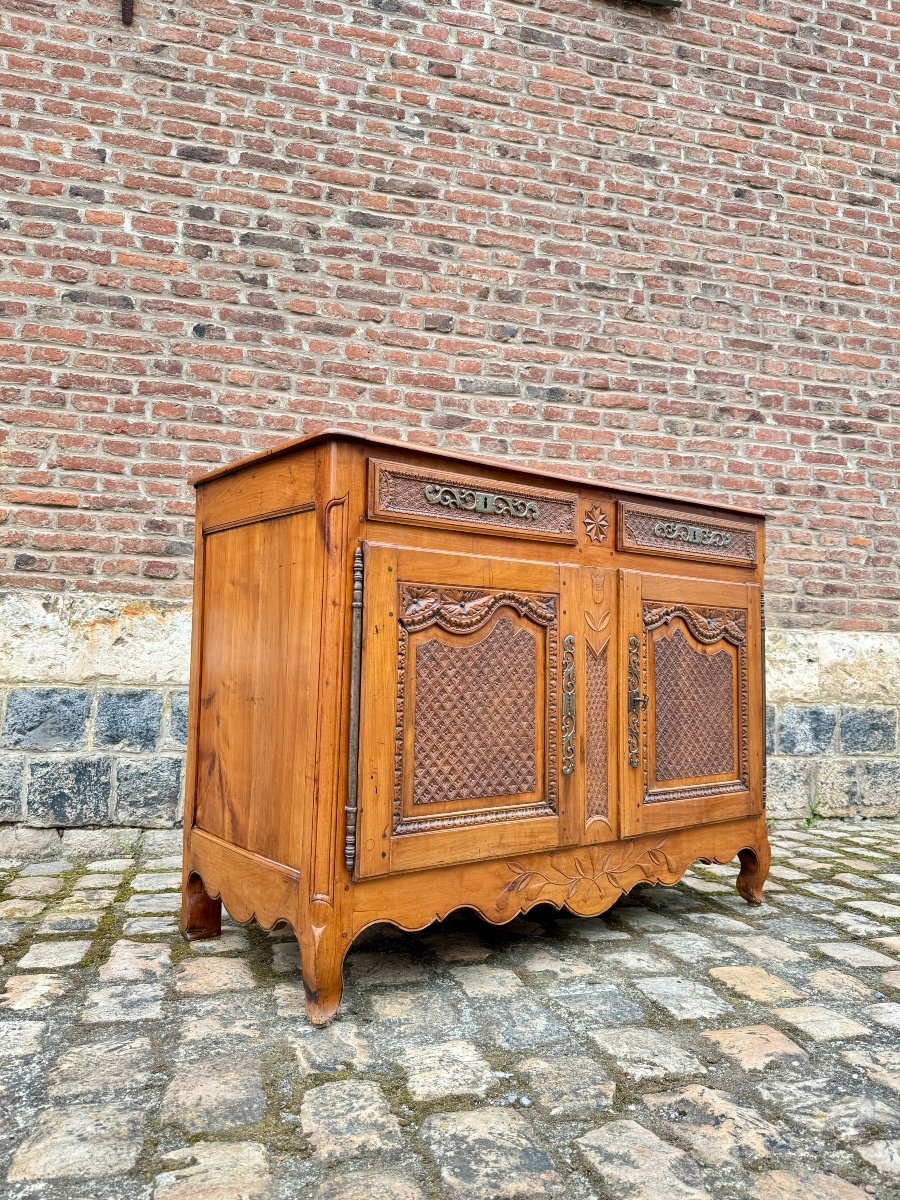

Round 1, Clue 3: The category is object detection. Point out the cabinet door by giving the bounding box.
[619,571,763,837]
[355,544,574,878]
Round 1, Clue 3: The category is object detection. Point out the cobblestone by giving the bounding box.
[153,1141,272,1200]
[421,1109,563,1199]
[49,1035,156,1098]
[517,1052,616,1117]
[702,1025,806,1070]
[577,1119,711,1199]
[708,966,804,1003]
[641,1084,792,1166]
[772,1005,872,1043]
[99,939,171,983]
[162,1053,267,1133]
[1,973,69,1010]
[398,1039,495,1101]
[752,1170,871,1199]
[18,939,92,970]
[174,956,256,994]
[315,1168,426,1200]
[301,1080,403,1163]
[7,1104,143,1180]
[2,820,900,1196]
[5,876,61,899]
[589,1025,707,1081]
[636,975,733,1020]
[857,1139,900,1176]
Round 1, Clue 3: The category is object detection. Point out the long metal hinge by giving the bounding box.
[627,634,648,768]
[344,547,364,873]
[561,634,576,775]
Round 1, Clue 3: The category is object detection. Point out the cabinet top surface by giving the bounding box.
[193,427,766,520]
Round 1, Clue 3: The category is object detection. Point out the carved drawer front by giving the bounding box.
[618,502,758,568]
[620,571,762,838]
[369,459,578,543]
[355,544,569,878]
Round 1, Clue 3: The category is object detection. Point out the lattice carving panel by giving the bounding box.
[411,617,538,806]
[585,641,609,820]
[653,628,735,782]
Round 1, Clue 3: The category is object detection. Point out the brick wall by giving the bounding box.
[0,0,898,826]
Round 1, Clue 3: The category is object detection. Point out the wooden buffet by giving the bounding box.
[180,430,770,1024]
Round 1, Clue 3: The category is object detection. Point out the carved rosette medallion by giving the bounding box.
[583,504,609,545]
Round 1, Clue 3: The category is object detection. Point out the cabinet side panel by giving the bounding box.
[193,510,318,871]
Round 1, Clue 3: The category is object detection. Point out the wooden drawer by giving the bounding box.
[368,459,579,542]
[617,501,758,568]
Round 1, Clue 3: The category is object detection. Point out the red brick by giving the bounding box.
[0,4,896,627]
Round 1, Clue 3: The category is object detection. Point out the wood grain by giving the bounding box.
[193,509,319,870]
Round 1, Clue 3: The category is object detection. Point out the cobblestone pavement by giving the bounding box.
[3,822,900,1199]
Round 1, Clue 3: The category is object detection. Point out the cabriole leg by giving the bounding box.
[181,871,222,940]
[736,842,771,907]
[298,922,348,1027]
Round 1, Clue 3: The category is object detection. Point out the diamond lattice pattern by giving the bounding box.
[411,617,538,806]
[585,641,609,819]
[653,627,735,782]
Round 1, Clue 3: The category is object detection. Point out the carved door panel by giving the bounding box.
[619,571,763,837]
[355,544,577,878]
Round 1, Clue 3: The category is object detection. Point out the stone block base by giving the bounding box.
[0,593,897,827]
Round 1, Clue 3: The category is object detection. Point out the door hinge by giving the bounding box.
[627,634,648,767]
[561,634,576,776]
[344,547,364,873]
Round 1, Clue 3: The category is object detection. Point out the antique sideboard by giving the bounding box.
[181,430,769,1024]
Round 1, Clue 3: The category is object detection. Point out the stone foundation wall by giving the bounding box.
[765,629,900,822]
[1,593,190,829]
[0,685,187,828]
[2,593,897,828]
